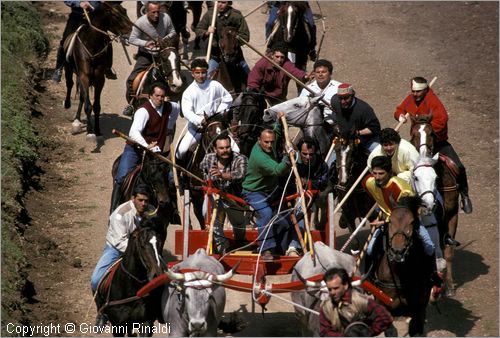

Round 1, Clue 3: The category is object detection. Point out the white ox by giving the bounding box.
[161,248,235,337]
[291,241,356,336]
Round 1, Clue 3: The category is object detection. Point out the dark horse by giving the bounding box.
[266,2,314,72]
[111,151,176,214]
[231,91,266,157]
[94,206,170,336]
[370,196,434,336]
[180,113,231,229]
[63,2,132,139]
[410,114,460,296]
[129,35,184,109]
[330,129,374,243]
[211,26,248,94]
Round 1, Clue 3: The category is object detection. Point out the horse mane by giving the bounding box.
[394,195,422,225]
[161,34,180,49]
[412,114,433,124]
[415,154,435,167]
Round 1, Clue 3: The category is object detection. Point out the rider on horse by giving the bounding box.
[265,1,317,61]
[175,58,238,166]
[367,128,419,184]
[299,59,342,126]
[91,184,153,329]
[195,1,251,78]
[247,43,310,106]
[394,76,473,214]
[110,82,180,213]
[53,1,116,83]
[329,83,381,166]
[362,156,443,299]
[122,1,177,116]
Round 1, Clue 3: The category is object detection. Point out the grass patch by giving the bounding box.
[1,2,49,335]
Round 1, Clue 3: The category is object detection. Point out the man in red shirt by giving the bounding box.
[246,43,310,105]
[394,76,472,214]
[319,267,395,337]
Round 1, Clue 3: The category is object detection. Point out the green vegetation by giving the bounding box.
[1,2,49,334]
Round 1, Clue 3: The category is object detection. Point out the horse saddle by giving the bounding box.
[131,65,163,99]
[438,153,460,178]
[121,164,143,198]
[63,25,85,62]
[96,258,122,297]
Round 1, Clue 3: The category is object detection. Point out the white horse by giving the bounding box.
[263,95,330,155]
[411,153,440,215]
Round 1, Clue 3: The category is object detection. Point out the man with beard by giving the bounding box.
[394,76,472,214]
[329,83,381,166]
[200,134,248,254]
[122,1,177,116]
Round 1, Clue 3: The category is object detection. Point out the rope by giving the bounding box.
[261,290,320,315]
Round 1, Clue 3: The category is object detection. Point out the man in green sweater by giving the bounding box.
[242,112,293,261]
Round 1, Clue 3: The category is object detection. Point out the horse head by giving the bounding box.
[387,195,422,263]
[125,223,165,282]
[332,129,363,185]
[157,34,184,93]
[279,2,306,43]
[140,153,172,209]
[219,26,239,63]
[411,153,439,214]
[231,92,265,152]
[100,2,133,39]
[410,114,436,156]
[201,113,230,153]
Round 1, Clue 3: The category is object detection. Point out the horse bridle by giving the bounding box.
[412,163,437,211]
[386,207,415,263]
[156,46,180,87]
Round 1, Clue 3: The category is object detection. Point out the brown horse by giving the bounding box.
[63,2,132,140]
[410,114,460,296]
[371,196,433,336]
[129,35,184,108]
[210,26,248,95]
[331,129,374,247]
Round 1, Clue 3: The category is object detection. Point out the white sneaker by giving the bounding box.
[286,247,300,257]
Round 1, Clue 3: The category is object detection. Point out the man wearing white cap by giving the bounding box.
[328,83,381,166]
[394,76,472,214]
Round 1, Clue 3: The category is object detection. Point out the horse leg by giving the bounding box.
[444,212,459,296]
[64,65,74,109]
[93,78,105,137]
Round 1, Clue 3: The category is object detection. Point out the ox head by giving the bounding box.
[411,153,439,214]
[166,265,236,336]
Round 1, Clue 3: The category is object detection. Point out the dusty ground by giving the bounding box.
[23,1,498,336]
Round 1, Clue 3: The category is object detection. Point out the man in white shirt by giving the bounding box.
[123,1,177,116]
[91,185,152,328]
[175,58,238,164]
[111,82,180,213]
[299,59,341,125]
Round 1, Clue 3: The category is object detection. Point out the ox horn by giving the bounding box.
[294,268,323,288]
[214,261,241,282]
[165,268,185,281]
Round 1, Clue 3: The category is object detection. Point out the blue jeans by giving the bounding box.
[243,189,292,251]
[115,144,140,185]
[418,225,435,256]
[265,3,316,39]
[90,244,122,292]
[208,58,250,79]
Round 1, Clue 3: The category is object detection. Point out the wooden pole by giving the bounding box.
[280,115,314,256]
[332,76,438,215]
[206,194,219,254]
[112,129,204,184]
[340,203,377,252]
[206,1,218,61]
[170,145,183,226]
[236,35,332,109]
[244,1,267,18]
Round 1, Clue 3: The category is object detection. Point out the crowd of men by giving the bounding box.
[53,1,473,334]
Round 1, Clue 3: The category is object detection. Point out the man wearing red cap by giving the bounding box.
[394,76,472,214]
[329,83,381,166]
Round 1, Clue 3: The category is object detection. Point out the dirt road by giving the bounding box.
[25,1,498,336]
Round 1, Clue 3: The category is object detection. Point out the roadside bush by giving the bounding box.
[1,2,49,335]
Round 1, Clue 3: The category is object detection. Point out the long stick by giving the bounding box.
[236,35,332,109]
[280,116,314,257]
[206,1,218,61]
[356,217,384,273]
[340,203,377,252]
[120,40,132,66]
[288,202,306,251]
[112,129,204,183]
[332,76,438,214]
[206,194,219,254]
[170,144,183,226]
[244,1,267,18]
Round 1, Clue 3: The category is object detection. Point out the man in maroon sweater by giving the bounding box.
[319,267,395,337]
[246,43,310,105]
[110,82,180,213]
